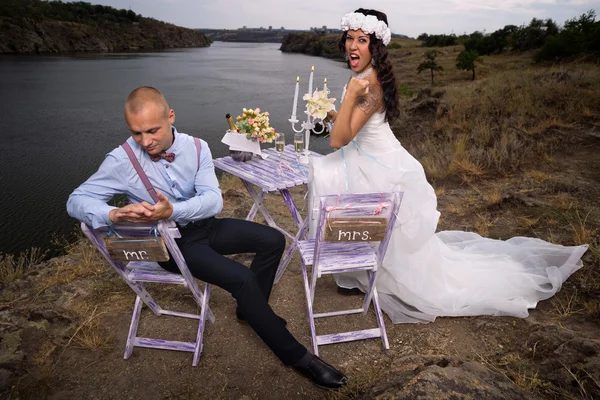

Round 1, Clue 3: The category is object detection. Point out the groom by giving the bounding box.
[66,86,348,389]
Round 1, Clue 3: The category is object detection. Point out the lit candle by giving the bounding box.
[323,77,328,94]
[308,65,314,97]
[291,76,299,120]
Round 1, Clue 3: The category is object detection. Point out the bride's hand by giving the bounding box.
[346,77,370,99]
[326,110,337,122]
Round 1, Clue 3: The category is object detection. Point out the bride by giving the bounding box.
[308,8,588,323]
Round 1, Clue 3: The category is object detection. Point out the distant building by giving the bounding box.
[268,26,272,30]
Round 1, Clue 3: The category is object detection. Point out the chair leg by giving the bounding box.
[192,283,211,366]
[124,295,143,359]
[362,270,377,316]
[309,261,319,308]
[372,287,389,350]
[300,260,319,356]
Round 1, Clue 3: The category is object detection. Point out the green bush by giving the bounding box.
[397,83,414,97]
[534,10,600,62]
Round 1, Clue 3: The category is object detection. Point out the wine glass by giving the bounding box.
[294,133,304,160]
[275,133,285,162]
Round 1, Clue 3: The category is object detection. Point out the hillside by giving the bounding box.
[0,1,210,53]
[279,32,410,59]
[280,32,344,59]
[201,28,289,43]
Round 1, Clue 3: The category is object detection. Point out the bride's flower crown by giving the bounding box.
[340,12,392,46]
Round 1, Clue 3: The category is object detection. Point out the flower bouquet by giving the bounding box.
[235,107,279,143]
[303,88,336,134]
[222,107,279,161]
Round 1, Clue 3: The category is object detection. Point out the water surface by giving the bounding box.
[0,42,349,256]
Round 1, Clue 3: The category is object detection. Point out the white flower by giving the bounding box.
[304,89,336,121]
[340,12,392,46]
[348,13,364,31]
[362,15,378,34]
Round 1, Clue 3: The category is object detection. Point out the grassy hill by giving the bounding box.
[0,0,210,53]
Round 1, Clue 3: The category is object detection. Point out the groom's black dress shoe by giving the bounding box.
[236,310,288,327]
[292,354,348,389]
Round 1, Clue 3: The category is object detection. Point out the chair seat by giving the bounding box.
[125,261,187,284]
[127,261,163,271]
[297,240,377,272]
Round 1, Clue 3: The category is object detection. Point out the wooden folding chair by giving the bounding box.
[80,219,215,366]
[297,192,403,356]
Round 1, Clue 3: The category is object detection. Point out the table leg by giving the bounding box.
[240,179,277,228]
[274,189,307,284]
[246,200,259,222]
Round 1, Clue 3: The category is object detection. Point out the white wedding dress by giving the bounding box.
[308,90,588,324]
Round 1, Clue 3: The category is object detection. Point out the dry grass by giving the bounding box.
[397,61,600,181]
[0,248,46,286]
[550,292,586,318]
[474,213,495,236]
[565,209,598,246]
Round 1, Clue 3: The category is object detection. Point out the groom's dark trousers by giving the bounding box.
[159,216,307,365]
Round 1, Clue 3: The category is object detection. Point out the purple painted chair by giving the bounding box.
[80,220,215,366]
[297,191,403,356]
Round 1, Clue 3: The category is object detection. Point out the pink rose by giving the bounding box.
[248,119,255,124]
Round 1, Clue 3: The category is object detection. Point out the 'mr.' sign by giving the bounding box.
[105,237,170,262]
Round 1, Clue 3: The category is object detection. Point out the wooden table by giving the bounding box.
[213,144,322,283]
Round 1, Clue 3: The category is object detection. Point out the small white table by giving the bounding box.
[213,144,322,283]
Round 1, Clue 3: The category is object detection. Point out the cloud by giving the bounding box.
[74,0,600,37]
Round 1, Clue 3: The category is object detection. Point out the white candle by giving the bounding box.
[308,65,314,97]
[323,77,328,95]
[291,76,299,120]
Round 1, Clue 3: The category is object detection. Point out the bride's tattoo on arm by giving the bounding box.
[356,85,383,115]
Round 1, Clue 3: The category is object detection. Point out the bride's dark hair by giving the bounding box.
[338,8,400,123]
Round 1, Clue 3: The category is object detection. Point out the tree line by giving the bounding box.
[417,10,599,63]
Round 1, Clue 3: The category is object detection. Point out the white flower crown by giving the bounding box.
[340,12,392,46]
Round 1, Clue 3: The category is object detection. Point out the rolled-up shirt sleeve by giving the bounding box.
[66,154,127,228]
[170,143,223,223]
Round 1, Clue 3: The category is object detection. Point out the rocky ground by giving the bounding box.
[1,72,599,399]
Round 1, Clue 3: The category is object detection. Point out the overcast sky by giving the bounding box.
[78,0,599,38]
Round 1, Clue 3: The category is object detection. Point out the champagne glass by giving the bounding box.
[294,133,305,159]
[275,133,285,162]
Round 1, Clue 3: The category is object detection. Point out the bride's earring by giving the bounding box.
[371,58,375,66]
[345,53,349,61]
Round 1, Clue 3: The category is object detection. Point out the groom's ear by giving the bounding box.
[168,109,175,124]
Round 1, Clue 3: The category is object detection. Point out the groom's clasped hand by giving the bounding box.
[108,191,173,223]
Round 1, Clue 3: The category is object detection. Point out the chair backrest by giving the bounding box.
[313,191,403,269]
[81,220,194,286]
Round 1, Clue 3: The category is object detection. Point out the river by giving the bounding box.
[0,42,349,256]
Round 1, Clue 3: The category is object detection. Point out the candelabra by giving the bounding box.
[288,66,327,165]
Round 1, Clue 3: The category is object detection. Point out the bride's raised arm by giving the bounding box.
[329,77,383,149]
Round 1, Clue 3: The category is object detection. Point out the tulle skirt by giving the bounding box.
[308,140,588,323]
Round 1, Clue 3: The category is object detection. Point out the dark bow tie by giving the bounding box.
[150,152,175,162]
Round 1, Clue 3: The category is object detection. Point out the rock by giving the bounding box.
[409,98,440,113]
[0,368,12,389]
[359,355,539,399]
[522,325,600,395]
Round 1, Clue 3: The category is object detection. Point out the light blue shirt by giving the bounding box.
[67,127,223,228]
